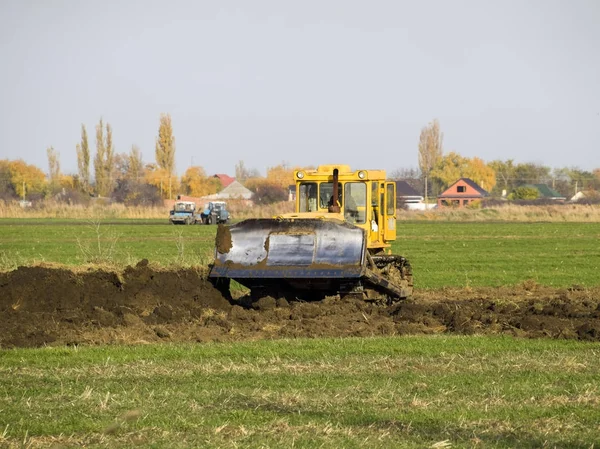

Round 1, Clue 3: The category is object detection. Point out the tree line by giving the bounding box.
[1,114,179,205]
[1,116,599,206]
[0,113,300,206]
[400,119,600,201]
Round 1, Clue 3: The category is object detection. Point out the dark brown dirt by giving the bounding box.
[1,262,600,348]
[215,224,233,254]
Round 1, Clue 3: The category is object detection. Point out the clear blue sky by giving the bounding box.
[1,0,599,177]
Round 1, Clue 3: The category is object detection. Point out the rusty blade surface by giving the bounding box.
[210,218,366,279]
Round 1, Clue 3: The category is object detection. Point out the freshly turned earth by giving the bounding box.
[1,262,599,348]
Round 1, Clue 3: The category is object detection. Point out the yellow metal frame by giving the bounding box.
[287,165,396,250]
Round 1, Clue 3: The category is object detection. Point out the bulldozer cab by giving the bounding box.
[294,165,396,249]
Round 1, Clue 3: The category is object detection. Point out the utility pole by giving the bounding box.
[22,182,25,201]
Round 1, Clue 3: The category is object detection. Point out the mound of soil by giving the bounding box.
[1,263,599,348]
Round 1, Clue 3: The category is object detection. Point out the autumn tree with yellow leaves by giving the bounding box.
[128,145,144,182]
[430,152,496,192]
[94,118,115,197]
[265,164,296,189]
[243,163,298,204]
[76,124,91,191]
[46,146,61,191]
[0,159,48,199]
[418,119,443,201]
[144,164,179,199]
[155,113,175,177]
[180,166,222,197]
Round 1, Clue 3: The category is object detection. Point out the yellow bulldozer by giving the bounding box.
[209,165,413,301]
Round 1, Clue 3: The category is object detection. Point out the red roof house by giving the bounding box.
[213,174,235,188]
[437,178,488,207]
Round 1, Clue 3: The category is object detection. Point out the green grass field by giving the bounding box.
[1,336,599,448]
[0,219,217,269]
[1,219,599,288]
[2,220,600,447]
[396,221,600,288]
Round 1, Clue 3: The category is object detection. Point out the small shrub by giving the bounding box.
[76,221,120,264]
[466,199,482,209]
[509,186,540,200]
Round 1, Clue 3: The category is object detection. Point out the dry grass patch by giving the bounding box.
[5,200,599,222]
[398,204,600,222]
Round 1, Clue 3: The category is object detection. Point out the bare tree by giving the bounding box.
[390,167,421,180]
[111,145,147,204]
[114,144,144,183]
[235,160,251,183]
[390,167,424,195]
[418,119,443,202]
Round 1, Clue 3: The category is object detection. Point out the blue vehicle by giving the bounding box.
[200,201,230,225]
[169,201,199,225]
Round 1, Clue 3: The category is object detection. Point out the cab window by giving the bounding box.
[319,183,342,209]
[386,184,395,215]
[371,182,378,207]
[344,182,367,224]
[298,182,318,212]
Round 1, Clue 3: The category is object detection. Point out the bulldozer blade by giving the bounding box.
[209,218,366,280]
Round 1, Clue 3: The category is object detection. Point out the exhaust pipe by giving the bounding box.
[328,168,340,213]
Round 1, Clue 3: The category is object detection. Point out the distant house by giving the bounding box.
[213,174,235,188]
[438,178,489,207]
[523,184,566,201]
[396,181,424,209]
[570,190,600,203]
[201,180,253,201]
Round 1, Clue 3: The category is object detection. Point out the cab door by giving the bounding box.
[383,182,396,242]
[369,181,381,244]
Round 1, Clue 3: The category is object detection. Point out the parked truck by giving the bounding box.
[169,201,200,225]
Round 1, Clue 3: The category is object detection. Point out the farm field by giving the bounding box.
[0,218,217,269]
[1,218,600,447]
[1,336,599,448]
[2,219,600,288]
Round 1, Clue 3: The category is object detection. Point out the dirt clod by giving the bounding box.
[253,296,277,311]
